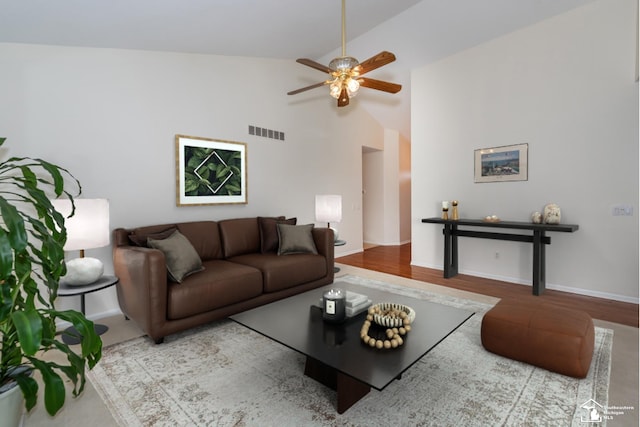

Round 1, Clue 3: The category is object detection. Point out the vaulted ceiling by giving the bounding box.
[0,0,422,58]
[0,0,598,139]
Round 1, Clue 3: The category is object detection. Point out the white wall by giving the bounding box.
[362,147,384,244]
[399,133,412,243]
[0,43,384,318]
[411,0,638,302]
[362,129,412,246]
[382,129,401,244]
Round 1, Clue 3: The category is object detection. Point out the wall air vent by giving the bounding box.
[248,125,285,141]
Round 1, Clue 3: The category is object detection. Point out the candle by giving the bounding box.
[442,201,449,209]
[323,288,346,323]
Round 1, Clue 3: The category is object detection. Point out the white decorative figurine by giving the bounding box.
[531,212,542,224]
[543,203,561,224]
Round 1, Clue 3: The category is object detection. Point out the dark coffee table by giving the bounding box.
[230,280,474,413]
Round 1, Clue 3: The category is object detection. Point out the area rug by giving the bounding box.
[87,275,612,426]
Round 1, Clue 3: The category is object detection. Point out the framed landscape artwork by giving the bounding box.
[175,135,247,206]
[474,143,528,183]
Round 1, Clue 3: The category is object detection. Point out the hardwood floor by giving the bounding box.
[337,243,639,328]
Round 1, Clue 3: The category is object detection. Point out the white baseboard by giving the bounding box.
[363,239,411,246]
[411,260,639,304]
[335,247,364,257]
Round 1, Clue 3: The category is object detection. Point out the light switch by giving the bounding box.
[612,205,633,216]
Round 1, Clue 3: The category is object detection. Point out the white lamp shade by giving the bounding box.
[315,195,342,223]
[51,198,110,251]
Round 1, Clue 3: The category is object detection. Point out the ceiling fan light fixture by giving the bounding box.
[288,0,401,107]
[329,80,342,99]
[329,75,359,100]
[346,78,360,97]
[329,56,359,72]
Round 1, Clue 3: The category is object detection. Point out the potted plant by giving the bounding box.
[0,137,102,425]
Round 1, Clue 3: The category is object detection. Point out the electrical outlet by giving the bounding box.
[612,205,634,216]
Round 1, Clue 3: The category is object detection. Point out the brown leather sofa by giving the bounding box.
[113,217,334,343]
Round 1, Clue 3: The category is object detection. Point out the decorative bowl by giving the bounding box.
[369,302,416,328]
[482,215,500,223]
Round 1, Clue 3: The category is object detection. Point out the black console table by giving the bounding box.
[421,218,579,295]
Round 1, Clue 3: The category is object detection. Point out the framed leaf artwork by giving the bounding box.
[175,135,247,206]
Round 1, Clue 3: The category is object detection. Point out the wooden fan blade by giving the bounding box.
[356,51,396,75]
[359,77,402,94]
[296,58,332,73]
[287,81,328,96]
[337,87,349,107]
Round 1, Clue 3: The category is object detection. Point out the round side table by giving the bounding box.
[57,275,119,345]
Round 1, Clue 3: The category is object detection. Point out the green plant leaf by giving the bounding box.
[216,166,231,179]
[39,160,65,197]
[197,167,210,181]
[55,310,103,360]
[184,178,199,193]
[0,275,14,319]
[225,184,241,193]
[0,198,28,252]
[30,359,65,415]
[0,228,13,278]
[186,156,201,170]
[14,372,39,411]
[12,310,43,355]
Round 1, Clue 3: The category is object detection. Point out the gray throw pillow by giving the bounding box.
[147,230,204,283]
[277,223,318,255]
[258,216,297,253]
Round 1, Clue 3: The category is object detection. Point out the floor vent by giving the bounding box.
[248,125,285,141]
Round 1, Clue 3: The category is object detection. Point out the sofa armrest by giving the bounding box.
[113,245,169,342]
[312,227,334,276]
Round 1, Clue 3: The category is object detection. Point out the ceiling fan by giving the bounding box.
[287,0,402,107]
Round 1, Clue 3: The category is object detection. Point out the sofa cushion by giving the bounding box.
[230,252,327,293]
[167,260,263,320]
[176,221,223,261]
[219,218,261,258]
[148,230,204,283]
[258,216,297,253]
[128,225,177,247]
[277,223,318,255]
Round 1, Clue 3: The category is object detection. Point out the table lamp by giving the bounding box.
[51,198,110,286]
[315,194,342,241]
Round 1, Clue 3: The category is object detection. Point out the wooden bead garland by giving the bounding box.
[360,305,412,349]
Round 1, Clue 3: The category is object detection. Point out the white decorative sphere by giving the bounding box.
[60,258,104,286]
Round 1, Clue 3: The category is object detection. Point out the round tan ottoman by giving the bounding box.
[481,299,595,378]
